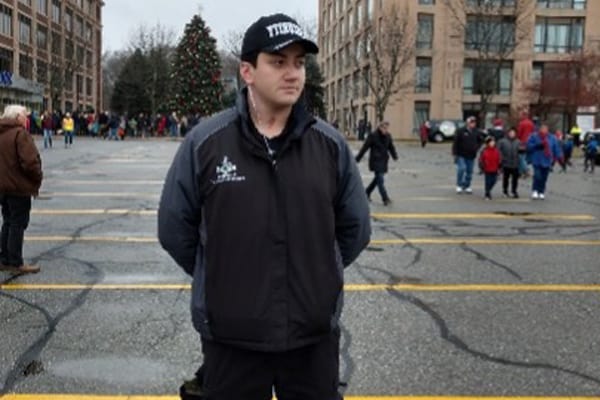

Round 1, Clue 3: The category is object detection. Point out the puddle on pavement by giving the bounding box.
[50,357,167,384]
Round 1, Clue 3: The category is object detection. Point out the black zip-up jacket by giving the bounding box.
[158,90,371,352]
[355,129,398,173]
[452,127,483,160]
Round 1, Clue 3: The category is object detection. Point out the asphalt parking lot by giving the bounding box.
[1,136,599,399]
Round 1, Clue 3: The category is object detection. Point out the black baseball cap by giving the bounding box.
[241,13,319,59]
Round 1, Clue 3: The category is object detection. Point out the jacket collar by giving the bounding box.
[235,87,315,143]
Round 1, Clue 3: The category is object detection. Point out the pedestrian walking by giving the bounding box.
[517,111,535,178]
[570,123,582,147]
[420,120,430,148]
[452,116,482,194]
[497,127,521,198]
[562,134,574,172]
[479,136,501,200]
[158,13,371,400]
[0,105,43,274]
[355,121,398,205]
[526,124,563,200]
[62,112,74,148]
[583,134,598,174]
[41,110,54,149]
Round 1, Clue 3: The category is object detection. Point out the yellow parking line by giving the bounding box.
[37,192,158,198]
[31,209,157,216]
[371,213,596,221]
[29,210,595,221]
[22,236,600,246]
[3,283,600,292]
[3,395,599,400]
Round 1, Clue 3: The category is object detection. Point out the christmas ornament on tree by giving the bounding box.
[169,13,224,116]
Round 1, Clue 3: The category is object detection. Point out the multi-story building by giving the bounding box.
[318,0,600,139]
[0,0,103,113]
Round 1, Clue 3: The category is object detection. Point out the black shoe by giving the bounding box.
[512,192,519,199]
[180,377,204,399]
[383,198,392,206]
[484,194,492,200]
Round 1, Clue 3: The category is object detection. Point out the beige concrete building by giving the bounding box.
[318,0,600,139]
[0,0,103,112]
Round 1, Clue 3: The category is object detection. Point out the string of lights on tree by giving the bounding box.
[170,14,224,116]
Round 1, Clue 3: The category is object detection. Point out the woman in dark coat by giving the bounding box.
[355,121,398,205]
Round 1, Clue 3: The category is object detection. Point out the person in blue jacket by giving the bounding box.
[583,135,598,174]
[526,123,563,200]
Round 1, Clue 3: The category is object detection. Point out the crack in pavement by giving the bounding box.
[0,215,125,393]
[387,289,600,387]
[459,244,523,280]
[351,262,600,388]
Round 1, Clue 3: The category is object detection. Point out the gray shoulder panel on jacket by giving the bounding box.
[312,118,346,149]
[188,108,238,149]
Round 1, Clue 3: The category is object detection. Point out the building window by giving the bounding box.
[463,61,513,96]
[415,58,432,93]
[362,66,370,97]
[532,62,543,82]
[537,0,586,9]
[19,15,32,45]
[37,59,47,83]
[76,45,84,65]
[0,48,13,73]
[37,25,48,49]
[75,15,83,37]
[86,50,92,68]
[535,17,584,53]
[64,70,73,91]
[19,0,32,7]
[357,0,363,25]
[414,102,430,133]
[417,14,433,49]
[419,0,435,4]
[51,0,61,23]
[465,17,515,52]
[65,39,74,59]
[86,77,92,96]
[0,5,12,37]
[37,0,47,15]
[76,74,83,94]
[51,31,61,55]
[467,0,515,5]
[19,53,33,79]
[65,8,72,32]
[85,23,92,42]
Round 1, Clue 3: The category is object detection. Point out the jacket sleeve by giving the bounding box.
[355,134,371,162]
[388,138,398,160]
[452,129,460,156]
[16,129,43,188]
[158,134,203,275]
[335,141,371,267]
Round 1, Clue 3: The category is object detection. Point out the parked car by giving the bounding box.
[581,128,600,145]
[428,119,466,142]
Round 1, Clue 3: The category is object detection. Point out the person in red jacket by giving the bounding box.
[479,136,502,200]
[517,110,535,177]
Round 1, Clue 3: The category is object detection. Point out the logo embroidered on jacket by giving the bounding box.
[212,156,246,184]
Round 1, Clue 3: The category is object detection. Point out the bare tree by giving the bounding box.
[127,23,176,116]
[101,50,129,110]
[355,3,416,122]
[444,0,534,123]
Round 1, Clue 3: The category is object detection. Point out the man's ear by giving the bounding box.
[240,62,254,86]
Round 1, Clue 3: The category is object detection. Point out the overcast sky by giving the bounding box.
[102,0,317,52]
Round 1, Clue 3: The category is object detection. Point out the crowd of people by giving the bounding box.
[447,111,597,201]
[26,109,203,149]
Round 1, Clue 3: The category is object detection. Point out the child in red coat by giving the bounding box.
[479,136,502,200]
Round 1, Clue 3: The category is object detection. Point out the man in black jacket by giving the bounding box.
[452,116,483,194]
[355,121,398,205]
[158,13,371,400]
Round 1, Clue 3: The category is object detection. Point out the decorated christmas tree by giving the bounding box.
[170,14,224,116]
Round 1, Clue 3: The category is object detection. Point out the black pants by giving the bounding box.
[484,173,498,196]
[0,194,31,267]
[201,331,342,400]
[365,171,389,202]
[502,167,519,194]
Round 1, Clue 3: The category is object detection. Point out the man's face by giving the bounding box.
[241,43,306,108]
[468,119,477,129]
[540,125,549,134]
